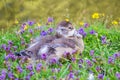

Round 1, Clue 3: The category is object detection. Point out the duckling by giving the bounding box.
[46,22,84,62]
[36,20,84,62]
[15,21,84,64]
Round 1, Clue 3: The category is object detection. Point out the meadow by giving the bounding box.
[0,13,120,80]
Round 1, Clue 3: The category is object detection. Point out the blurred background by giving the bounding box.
[0,0,120,29]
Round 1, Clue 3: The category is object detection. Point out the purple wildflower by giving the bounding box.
[68,72,74,79]
[48,28,53,34]
[113,53,120,59]
[8,40,13,46]
[63,52,70,58]
[7,64,11,71]
[5,45,11,52]
[83,32,87,37]
[20,29,25,34]
[101,36,106,40]
[8,72,14,79]
[72,50,77,54]
[47,17,53,23]
[29,29,33,34]
[40,31,47,36]
[11,54,16,61]
[6,53,16,61]
[78,64,83,68]
[96,66,101,72]
[26,64,33,71]
[98,74,104,80]
[90,50,94,56]
[57,68,61,72]
[0,69,7,80]
[79,28,84,34]
[1,44,6,50]
[5,53,15,61]
[90,30,96,34]
[21,40,25,45]
[71,57,76,62]
[40,53,47,60]
[59,63,63,67]
[5,55,10,61]
[0,75,3,80]
[108,57,114,64]
[101,36,107,44]
[116,72,120,79]
[27,21,34,26]
[29,71,34,76]
[25,75,30,80]
[15,78,19,80]
[1,70,7,75]
[78,28,87,37]
[84,23,89,28]
[21,23,26,29]
[36,63,42,72]
[49,57,58,64]
[16,65,23,73]
[86,59,93,67]
[79,59,84,64]
[51,68,55,73]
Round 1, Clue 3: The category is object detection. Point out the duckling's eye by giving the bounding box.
[61,29,65,31]
[68,27,73,30]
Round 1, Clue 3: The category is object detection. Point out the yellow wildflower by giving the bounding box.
[15,19,19,24]
[24,25,28,30]
[79,22,84,26]
[112,20,118,25]
[65,19,69,22]
[37,23,41,26]
[92,13,100,19]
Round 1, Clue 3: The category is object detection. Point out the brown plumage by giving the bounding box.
[17,20,84,64]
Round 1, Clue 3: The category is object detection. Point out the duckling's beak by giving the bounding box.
[14,50,31,57]
[14,52,21,56]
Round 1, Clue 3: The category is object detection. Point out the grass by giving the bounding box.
[0,19,120,80]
